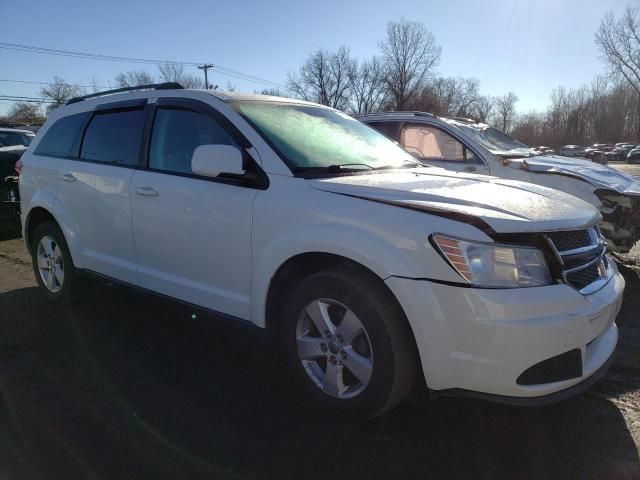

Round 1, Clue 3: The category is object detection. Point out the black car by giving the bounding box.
[627,147,640,164]
[607,143,637,161]
[584,144,614,163]
[0,148,23,234]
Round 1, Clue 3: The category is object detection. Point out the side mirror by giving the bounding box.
[191,144,245,178]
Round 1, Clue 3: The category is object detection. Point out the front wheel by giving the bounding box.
[281,266,418,418]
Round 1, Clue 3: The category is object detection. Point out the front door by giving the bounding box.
[130,101,258,320]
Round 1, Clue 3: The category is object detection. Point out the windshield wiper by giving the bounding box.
[292,163,375,174]
[372,159,426,170]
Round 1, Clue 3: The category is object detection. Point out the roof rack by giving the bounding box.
[65,82,184,105]
[448,116,479,124]
[355,111,434,118]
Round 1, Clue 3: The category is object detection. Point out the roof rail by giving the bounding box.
[448,116,479,124]
[355,111,435,118]
[65,82,184,105]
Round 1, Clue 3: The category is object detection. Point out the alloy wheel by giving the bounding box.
[295,298,374,399]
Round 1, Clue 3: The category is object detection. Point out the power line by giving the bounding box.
[0,42,285,88]
[0,78,109,89]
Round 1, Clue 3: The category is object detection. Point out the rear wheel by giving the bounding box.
[281,266,417,418]
[31,221,80,302]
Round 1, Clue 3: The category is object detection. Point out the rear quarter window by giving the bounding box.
[34,112,89,157]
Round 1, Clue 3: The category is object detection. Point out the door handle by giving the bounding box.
[61,172,76,182]
[135,186,159,197]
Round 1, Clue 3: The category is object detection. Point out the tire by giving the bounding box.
[281,266,418,419]
[30,221,81,303]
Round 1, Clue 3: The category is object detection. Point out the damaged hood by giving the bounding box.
[504,155,640,196]
[307,168,600,234]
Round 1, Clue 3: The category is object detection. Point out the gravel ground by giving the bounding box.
[0,232,639,480]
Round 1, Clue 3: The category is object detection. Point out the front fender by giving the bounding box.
[251,221,436,328]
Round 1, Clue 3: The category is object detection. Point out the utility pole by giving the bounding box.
[197,64,214,89]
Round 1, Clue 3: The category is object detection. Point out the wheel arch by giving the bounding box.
[23,194,80,265]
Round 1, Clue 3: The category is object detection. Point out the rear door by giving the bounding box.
[56,101,145,283]
[400,123,490,174]
[130,98,259,319]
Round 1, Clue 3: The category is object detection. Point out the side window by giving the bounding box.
[34,112,89,157]
[402,125,476,163]
[368,121,401,142]
[80,109,145,166]
[149,107,238,175]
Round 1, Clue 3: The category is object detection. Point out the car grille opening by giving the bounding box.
[546,229,592,252]
[545,227,609,293]
[516,349,583,385]
[565,262,601,291]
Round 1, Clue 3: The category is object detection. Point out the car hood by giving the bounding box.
[307,168,600,234]
[0,145,27,154]
[504,155,640,195]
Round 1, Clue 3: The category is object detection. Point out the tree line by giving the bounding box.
[2,6,638,149]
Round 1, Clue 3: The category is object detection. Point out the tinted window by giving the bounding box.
[0,131,32,147]
[81,109,145,165]
[402,125,476,163]
[368,122,401,142]
[149,108,238,174]
[34,113,88,157]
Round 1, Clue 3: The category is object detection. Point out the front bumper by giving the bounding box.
[385,262,624,401]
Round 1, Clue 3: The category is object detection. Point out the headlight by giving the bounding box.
[432,235,552,288]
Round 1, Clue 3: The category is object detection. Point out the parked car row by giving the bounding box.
[15,83,633,417]
[558,142,638,164]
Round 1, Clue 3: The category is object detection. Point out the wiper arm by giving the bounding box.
[372,159,426,170]
[292,163,374,174]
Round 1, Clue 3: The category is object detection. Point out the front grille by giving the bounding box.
[545,227,608,293]
[565,262,601,290]
[547,229,592,252]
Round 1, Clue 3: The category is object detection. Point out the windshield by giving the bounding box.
[0,131,33,147]
[453,124,536,158]
[234,102,419,172]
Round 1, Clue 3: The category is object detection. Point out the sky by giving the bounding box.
[0,0,632,116]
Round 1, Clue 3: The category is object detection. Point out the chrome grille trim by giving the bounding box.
[545,227,611,294]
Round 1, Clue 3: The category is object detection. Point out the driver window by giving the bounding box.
[402,125,475,163]
[149,107,238,174]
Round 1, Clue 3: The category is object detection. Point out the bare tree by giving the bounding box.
[114,70,155,88]
[259,88,286,97]
[6,102,45,125]
[416,76,482,116]
[474,95,494,122]
[157,63,203,88]
[287,46,356,109]
[348,57,388,113]
[492,92,519,132]
[40,77,84,114]
[225,81,237,92]
[595,6,640,95]
[379,18,441,110]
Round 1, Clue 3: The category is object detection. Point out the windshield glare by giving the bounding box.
[234,102,418,171]
[455,124,535,157]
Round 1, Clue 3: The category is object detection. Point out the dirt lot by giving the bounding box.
[0,233,639,480]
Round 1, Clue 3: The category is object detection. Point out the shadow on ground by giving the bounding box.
[0,271,639,480]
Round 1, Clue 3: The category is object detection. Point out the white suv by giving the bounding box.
[20,84,624,417]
